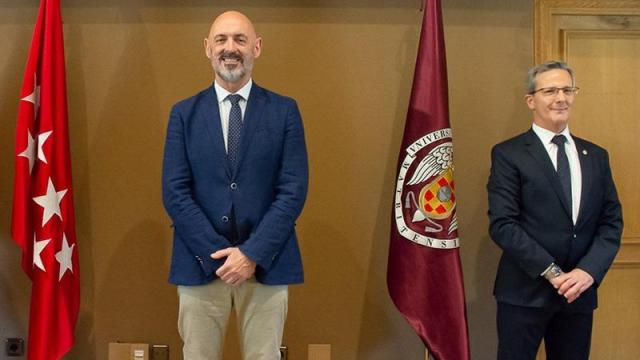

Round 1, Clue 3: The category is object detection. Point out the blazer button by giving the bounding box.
[221,216,229,223]
[230,182,238,190]
[573,234,577,239]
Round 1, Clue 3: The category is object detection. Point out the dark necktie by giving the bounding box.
[551,134,572,214]
[227,94,243,170]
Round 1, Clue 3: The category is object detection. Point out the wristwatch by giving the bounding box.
[543,263,562,280]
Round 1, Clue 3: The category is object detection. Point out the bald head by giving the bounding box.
[205,11,262,92]
[209,11,258,40]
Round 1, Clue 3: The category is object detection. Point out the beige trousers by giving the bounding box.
[178,278,288,360]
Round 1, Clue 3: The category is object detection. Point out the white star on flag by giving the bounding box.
[18,130,36,173]
[55,234,75,281]
[33,235,51,272]
[32,178,68,227]
[21,73,40,114]
[37,130,53,164]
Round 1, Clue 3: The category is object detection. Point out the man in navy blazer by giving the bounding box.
[162,11,308,360]
[487,61,622,360]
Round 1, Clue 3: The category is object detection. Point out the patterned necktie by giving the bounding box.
[227,94,243,170]
[551,134,572,214]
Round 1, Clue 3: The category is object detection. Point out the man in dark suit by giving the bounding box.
[487,60,622,360]
[162,10,308,360]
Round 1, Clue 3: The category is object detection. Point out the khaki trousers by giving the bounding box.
[178,278,288,360]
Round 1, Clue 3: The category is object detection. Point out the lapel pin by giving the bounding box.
[582,149,588,155]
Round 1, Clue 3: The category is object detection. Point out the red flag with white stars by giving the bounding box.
[11,1,80,359]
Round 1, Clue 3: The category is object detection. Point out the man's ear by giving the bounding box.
[524,94,535,110]
[204,38,212,59]
[253,37,263,58]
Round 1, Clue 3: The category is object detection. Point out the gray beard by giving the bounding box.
[216,65,245,82]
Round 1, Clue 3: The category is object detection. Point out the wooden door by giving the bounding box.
[534,1,640,359]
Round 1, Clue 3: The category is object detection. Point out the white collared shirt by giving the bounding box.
[214,79,252,152]
[532,123,582,224]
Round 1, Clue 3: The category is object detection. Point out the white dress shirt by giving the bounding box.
[532,123,582,224]
[214,79,252,152]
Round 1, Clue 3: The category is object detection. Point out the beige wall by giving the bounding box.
[0,1,533,359]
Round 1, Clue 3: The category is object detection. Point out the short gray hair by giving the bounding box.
[526,60,575,94]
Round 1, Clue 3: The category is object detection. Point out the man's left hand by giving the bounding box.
[211,247,256,286]
[555,268,594,303]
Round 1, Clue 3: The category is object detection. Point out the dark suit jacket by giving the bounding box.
[162,83,308,286]
[487,129,622,311]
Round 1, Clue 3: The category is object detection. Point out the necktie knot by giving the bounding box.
[227,94,242,106]
[551,134,567,147]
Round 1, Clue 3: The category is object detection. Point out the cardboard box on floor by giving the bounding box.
[108,343,150,360]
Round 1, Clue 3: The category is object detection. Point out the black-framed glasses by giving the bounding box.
[530,86,580,97]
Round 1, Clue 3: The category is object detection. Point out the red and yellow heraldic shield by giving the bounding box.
[418,167,456,220]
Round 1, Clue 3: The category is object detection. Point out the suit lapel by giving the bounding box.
[574,137,593,228]
[233,84,266,177]
[523,129,573,218]
[200,85,232,178]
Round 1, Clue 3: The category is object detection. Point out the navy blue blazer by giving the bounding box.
[487,129,622,311]
[162,83,308,286]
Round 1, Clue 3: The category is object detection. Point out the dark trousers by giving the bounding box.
[497,302,593,360]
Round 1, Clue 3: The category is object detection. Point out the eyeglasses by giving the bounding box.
[530,86,580,97]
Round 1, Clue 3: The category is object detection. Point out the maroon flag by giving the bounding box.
[387,1,470,359]
[11,1,80,359]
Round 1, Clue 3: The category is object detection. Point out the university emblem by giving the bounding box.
[394,128,459,249]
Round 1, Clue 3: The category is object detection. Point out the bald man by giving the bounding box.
[162,11,309,360]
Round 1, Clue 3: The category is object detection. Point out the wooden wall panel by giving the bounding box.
[0,1,533,359]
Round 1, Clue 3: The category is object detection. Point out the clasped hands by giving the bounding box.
[211,247,256,286]
[549,268,594,303]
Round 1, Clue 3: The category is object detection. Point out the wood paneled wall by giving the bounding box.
[0,1,533,359]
